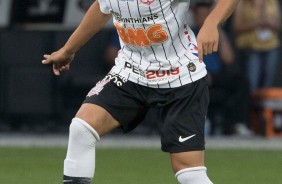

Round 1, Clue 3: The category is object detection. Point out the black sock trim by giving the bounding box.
[63,175,92,184]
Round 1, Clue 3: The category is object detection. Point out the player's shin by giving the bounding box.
[63,118,100,184]
[175,166,213,184]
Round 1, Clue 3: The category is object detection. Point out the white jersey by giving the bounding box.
[98,0,207,88]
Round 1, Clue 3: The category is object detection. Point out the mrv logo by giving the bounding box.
[124,62,180,80]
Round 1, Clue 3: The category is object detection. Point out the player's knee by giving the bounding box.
[64,118,99,178]
[175,166,213,184]
[171,151,205,173]
[69,117,100,143]
[75,104,120,136]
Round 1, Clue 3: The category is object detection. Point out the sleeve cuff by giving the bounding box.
[97,0,111,14]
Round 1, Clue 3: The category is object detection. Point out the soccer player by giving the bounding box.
[42,0,239,183]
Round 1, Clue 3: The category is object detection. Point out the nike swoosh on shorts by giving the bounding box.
[178,134,196,142]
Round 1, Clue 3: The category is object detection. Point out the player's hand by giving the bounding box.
[197,21,219,62]
[42,48,75,76]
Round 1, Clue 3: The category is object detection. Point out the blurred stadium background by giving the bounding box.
[0,0,282,183]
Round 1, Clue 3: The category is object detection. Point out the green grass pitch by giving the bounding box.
[0,147,281,184]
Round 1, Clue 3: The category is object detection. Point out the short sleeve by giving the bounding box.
[98,0,111,14]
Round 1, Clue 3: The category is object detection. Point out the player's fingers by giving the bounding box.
[207,43,213,55]
[59,66,68,72]
[65,65,70,71]
[59,66,65,71]
[53,64,61,76]
[203,44,208,56]
[42,54,51,64]
[197,43,203,62]
[59,64,70,72]
[212,41,218,52]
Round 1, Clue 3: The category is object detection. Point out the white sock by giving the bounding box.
[64,118,100,178]
[175,166,213,184]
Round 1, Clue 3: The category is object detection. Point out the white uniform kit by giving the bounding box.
[99,0,207,88]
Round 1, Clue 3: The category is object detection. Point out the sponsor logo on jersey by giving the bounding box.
[105,72,128,87]
[139,0,156,5]
[124,62,180,81]
[111,11,158,24]
[115,22,168,47]
[146,68,180,80]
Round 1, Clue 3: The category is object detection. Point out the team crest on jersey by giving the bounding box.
[187,63,196,72]
[87,73,128,97]
[139,0,155,5]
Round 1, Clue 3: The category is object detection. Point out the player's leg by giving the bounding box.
[63,73,148,184]
[157,77,212,184]
[63,103,120,184]
[170,151,213,184]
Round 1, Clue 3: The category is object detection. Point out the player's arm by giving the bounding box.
[197,0,240,62]
[42,1,112,75]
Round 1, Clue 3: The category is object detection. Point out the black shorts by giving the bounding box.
[84,73,209,153]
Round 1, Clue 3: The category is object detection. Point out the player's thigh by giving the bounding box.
[76,103,120,136]
[170,151,205,173]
